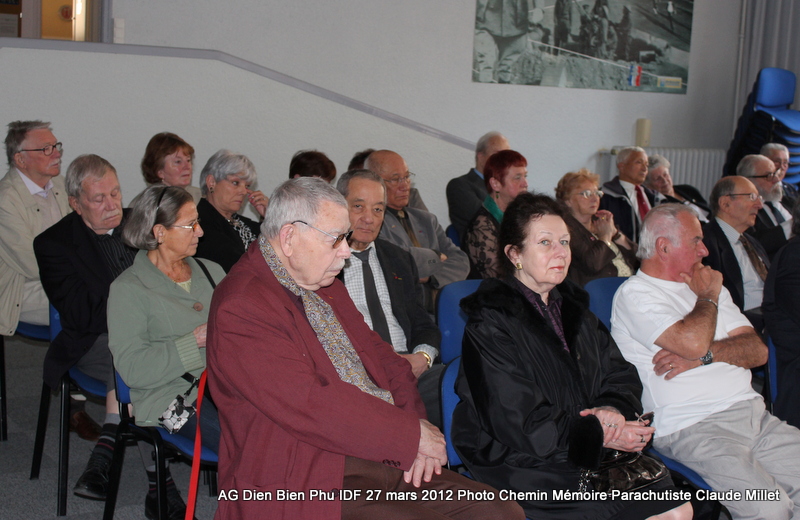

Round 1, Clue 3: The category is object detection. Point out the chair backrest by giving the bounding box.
[767,336,779,401]
[755,67,796,109]
[445,225,461,248]
[49,304,61,341]
[115,371,132,408]
[583,277,627,329]
[436,280,482,363]
[440,357,463,466]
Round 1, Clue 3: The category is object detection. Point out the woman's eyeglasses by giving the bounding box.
[577,189,604,199]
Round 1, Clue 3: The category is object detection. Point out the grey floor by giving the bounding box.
[0,335,218,520]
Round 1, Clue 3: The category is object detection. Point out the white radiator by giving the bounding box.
[598,147,726,200]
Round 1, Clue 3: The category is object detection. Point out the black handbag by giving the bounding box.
[579,450,669,493]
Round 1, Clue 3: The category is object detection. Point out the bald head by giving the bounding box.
[475,132,510,173]
[365,150,411,210]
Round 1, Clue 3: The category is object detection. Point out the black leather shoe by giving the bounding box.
[73,454,111,500]
[145,488,197,520]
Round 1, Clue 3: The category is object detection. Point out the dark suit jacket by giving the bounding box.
[748,199,793,260]
[207,244,423,520]
[702,218,769,315]
[446,169,487,239]
[599,176,659,242]
[763,235,800,428]
[666,184,711,216]
[338,239,441,356]
[33,210,135,388]
[195,197,260,273]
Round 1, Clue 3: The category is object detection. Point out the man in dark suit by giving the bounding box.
[600,146,662,242]
[645,154,711,222]
[738,153,793,259]
[336,169,443,426]
[34,155,137,502]
[702,176,770,331]
[445,131,509,239]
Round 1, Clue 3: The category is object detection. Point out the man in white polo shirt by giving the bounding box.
[611,203,800,520]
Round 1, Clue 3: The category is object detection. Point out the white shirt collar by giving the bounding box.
[16,168,53,197]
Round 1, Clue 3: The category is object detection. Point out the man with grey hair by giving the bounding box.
[207,177,522,520]
[600,146,662,242]
[738,153,793,258]
[1,120,69,331]
[701,176,769,331]
[645,154,710,222]
[369,150,469,313]
[446,131,509,238]
[760,142,798,199]
[611,203,800,520]
[34,154,135,500]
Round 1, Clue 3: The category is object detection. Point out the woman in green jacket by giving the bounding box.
[109,185,225,519]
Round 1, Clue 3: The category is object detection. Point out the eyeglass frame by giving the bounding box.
[748,170,780,180]
[292,220,353,248]
[723,193,763,202]
[383,172,416,186]
[577,189,604,199]
[17,142,63,156]
[171,218,202,232]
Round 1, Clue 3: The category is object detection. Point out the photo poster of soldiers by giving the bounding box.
[472,0,692,94]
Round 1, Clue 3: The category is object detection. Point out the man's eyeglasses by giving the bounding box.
[18,142,62,156]
[292,220,352,248]
[172,219,202,232]
[384,172,416,186]
[724,193,763,202]
[577,189,604,199]
[748,170,779,180]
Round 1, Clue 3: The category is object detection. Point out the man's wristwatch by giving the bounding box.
[699,350,714,365]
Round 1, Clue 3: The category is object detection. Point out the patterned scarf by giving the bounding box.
[259,236,394,404]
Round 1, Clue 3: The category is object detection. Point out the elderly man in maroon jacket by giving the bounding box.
[207,177,523,520]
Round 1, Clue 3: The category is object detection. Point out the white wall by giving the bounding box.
[0,46,471,222]
[111,0,743,193]
[2,0,744,223]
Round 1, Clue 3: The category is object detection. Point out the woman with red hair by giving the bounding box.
[463,149,528,278]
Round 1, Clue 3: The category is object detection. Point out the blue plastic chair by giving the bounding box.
[440,357,464,468]
[445,224,461,248]
[104,371,217,520]
[29,305,107,516]
[647,448,721,519]
[583,277,627,329]
[436,280,482,363]
[0,320,49,441]
[754,68,800,130]
[766,336,779,407]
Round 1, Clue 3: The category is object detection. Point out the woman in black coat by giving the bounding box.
[195,149,267,272]
[452,193,692,520]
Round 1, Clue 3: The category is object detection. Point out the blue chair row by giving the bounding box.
[103,371,218,520]
[436,279,481,364]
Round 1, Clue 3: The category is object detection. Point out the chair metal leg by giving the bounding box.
[153,435,168,520]
[57,375,70,516]
[0,336,7,441]
[103,421,129,520]
[30,381,51,479]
